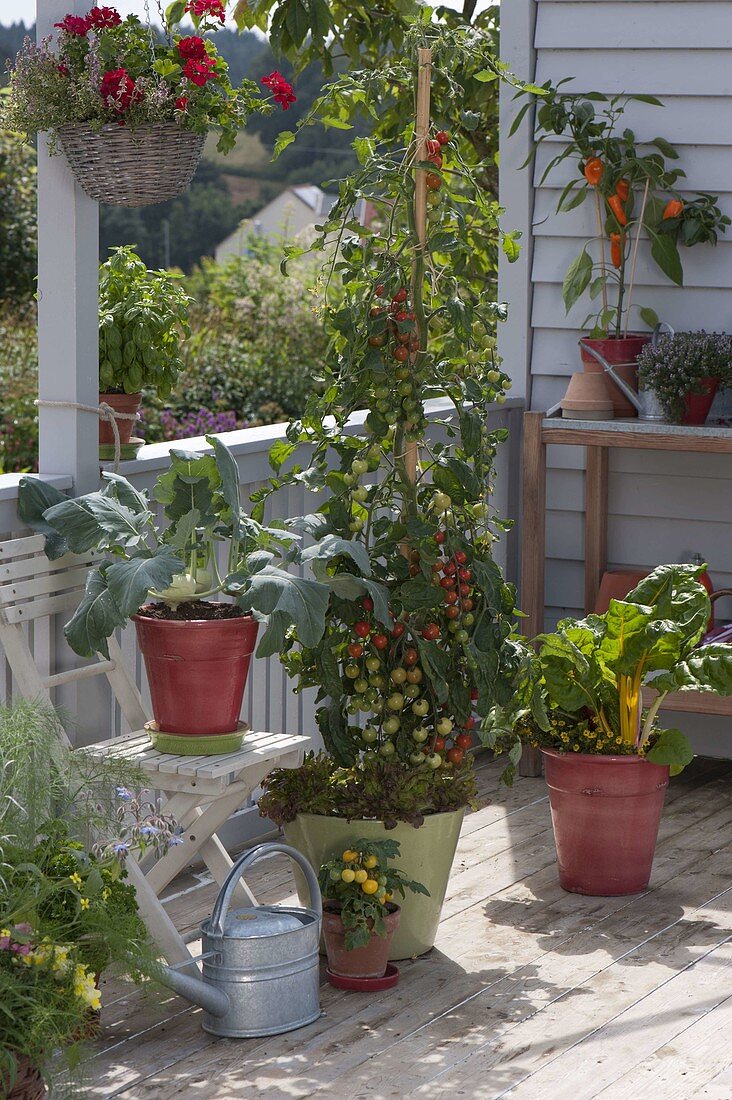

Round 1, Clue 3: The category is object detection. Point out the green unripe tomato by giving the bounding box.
[379,740,395,758]
[390,667,407,684]
[387,692,405,711]
[432,492,452,514]
[486,369,501,383]
[374,386,390,401]
[365,656,382,672]
[351,458,368,476]
[353,486,369,502]
[462,613,475,627]
[436,717,453,736]
[362,726,379,744]
[427,753,443,769]
[329,867,342,881]
[410,752,426,766]
[397,380,412,397]
[455,630,469,645]
[404,683,421,700]
[412,726,429,743]
[353,678,369,694]
[377,400,390,414]
[412,699,430,717]
[369,673,386,690]
[346,701,360,715]
[344,663,360,679]
[383,716,401,736]
[349,518,363,532]
[448,620,461,633]
[394,366,410,381]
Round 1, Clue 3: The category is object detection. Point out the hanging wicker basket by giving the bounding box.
[57,122,205,208]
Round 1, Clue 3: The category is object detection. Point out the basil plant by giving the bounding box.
[483,564,732,777]
[17,435,342,661]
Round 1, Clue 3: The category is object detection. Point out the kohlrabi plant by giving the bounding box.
[17,435,337,660]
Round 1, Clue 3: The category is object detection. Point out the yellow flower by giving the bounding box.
[73,963,101,1011]
[79,897,90,911]
[102,887,111,902]
[69,872,83,888]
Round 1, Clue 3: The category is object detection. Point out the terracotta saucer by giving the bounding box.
[326,962,399,991]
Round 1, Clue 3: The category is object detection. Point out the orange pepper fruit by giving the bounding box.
[615,178,630,202]
[608,193,628,226]
[663,198,684,220]
[610,232,623,268]
[583,157,604,187]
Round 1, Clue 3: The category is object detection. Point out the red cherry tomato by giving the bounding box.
[436,130,450,145]
[456,732,473,749]
[404,648,419,666]
[464,716,476,729]
[439,576,455,590]
[362,597,374,612]
[470,688,479,702]
[422,624,440,641]
[375,283,385,297]
[461,599,474,611]
[393,346,409,362]
[454,550,468,565]
[447,747,464,765]
[434,736,446,752]
[443,561,456,576]
[391,622,406,639]
[428,153,443,169]
[369,306,383,318]
[444,591,458,605]
[409,563,420,576]
[426,138,441,156]
[445,605,460,620]
[459,584,471,597]
[432,561,443,573]
[392,288,408,304]
[372,633,389,650]
[426,173,442,191]
[354,621,371,639]
[435,531,446,545]
[458,568,471,581]
[347,643,363,659]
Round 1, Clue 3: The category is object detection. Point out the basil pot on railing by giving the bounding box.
[17,436,342,753]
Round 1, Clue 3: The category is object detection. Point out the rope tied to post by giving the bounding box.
[35,399,138,472]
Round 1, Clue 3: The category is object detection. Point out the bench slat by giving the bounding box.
[0,566,91,607]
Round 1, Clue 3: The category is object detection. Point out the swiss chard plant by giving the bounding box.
[482,564,732,779]
[17,435,335,660]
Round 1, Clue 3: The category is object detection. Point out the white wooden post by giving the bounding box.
[497,0,537,405]
[36,0,100,496]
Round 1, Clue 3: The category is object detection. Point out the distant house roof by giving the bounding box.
[214,185,338,262]
[290,185,338,216]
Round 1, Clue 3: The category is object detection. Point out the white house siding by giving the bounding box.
[499,0,732,756]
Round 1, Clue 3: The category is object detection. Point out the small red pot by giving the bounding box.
[681,377,719,425]
[133,613,258,735]
[99,392,141,445]
[323,904,401,979]
[542,750,670,896]
[580,334,651,418]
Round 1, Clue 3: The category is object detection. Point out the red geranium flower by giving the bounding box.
[86,6,122,29]
[261,70,296,111]
[57,63,70,76]
[99,68,140,112]
[177,36,207,61]
[175,96,189,112]
[183,57,217,87]
[54,14,90,35]
[185,0,226,24]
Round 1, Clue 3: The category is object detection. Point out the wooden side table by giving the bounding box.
[519,411,732,776]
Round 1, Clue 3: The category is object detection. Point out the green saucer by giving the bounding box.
[145,721,246,756]
[99,437,145,462]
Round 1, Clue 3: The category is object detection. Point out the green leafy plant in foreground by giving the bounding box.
[318,838,428,950]
[482,564,732,781]
[17,435,337,660]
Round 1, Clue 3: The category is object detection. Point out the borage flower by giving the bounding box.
[261,70,296,111]
[185,0,226,24]
[86,5,122,29]
[54,13,90,35]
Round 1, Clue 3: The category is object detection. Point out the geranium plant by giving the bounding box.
[3,1,295,155]
[637,331,732,422]
[523,86,730,336]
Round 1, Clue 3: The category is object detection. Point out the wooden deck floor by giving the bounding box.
[83,755,732,1099]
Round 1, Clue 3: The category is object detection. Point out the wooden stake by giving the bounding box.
[623,178,650,337]
[594,189,609,315]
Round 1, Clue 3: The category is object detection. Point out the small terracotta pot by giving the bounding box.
[594,570,649,614]
[133,613,259,736]
[561,373,614,420]
[542,749,669,896]
[98,392,141,445]
[323,904,401,979]
[579,334,651,417]
[681,377,719,425]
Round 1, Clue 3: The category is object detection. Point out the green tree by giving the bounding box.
[0,92,36,304]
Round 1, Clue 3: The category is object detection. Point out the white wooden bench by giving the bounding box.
[0,533,309,967]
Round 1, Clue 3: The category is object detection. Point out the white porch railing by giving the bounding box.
[0,397,523,750]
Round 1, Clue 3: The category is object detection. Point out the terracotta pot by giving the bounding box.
[579,334,651,417]
[682,377,719,425]
[594,570,649,614]
[322,904,401,978]
[99,392,141,445]
[560,373,614,420]
[133,613,259,736]
[542,750,669,896]
[1,1055,46,1100]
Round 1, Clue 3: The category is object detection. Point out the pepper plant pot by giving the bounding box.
[133,614,259,749]
[579,334,651,417]
[542,749,670,896]
[323,903,401,978]
[99,392,141,446]
[681,377,719,425]
[284,808,464,959]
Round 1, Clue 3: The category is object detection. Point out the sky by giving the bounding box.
[2,0,492,27]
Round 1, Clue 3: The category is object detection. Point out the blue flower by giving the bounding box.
[116,786,134,802]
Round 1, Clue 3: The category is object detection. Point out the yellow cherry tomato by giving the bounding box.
[354,869,368,883]
[363,855,378,870]
[362,878,379,894]
[342,850,358,862]
[385,892,393,902]
[341,868,356,883]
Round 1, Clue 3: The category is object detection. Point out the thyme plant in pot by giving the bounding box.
[18,437,334,754]
[483,564,732,896]
[525,87,729,414]
[257,32,527,958]
[98,245,192,456]
[318,839,427,984]
[637,330,732,425]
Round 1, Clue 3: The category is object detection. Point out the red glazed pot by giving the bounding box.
[542,750,670,896]
[323,904,401,979]
[579,334,651,418]
[681,377,719,425]
[133,613,259,735]
[98,392,141,445]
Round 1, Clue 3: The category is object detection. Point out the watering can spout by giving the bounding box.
[578,339,643,413]
[158,962,230,1018]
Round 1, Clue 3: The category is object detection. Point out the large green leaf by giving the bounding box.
[645,728,694,774]
[562,249,593,312]
[17,477,70,559]
[43,498,107,554]
[626,565,709,653]
[300,534,372,576]
[416,637,451,704]
[106,549,184,618]
[64,568,127,659]
[206,434,241,537]
[537,631,596,712]
[650,231,683,286]
[652,643,732,696]
[597,599,658,676]
[238,566,330,654]
[101,472,151,517]
[83,495,150,548]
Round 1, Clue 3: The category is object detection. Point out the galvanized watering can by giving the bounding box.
[159,842,322,1038]
[578,323,674,422]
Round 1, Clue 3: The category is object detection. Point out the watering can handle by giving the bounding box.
[208,841,322,937]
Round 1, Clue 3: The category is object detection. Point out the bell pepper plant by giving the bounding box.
[517,86,730,337]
